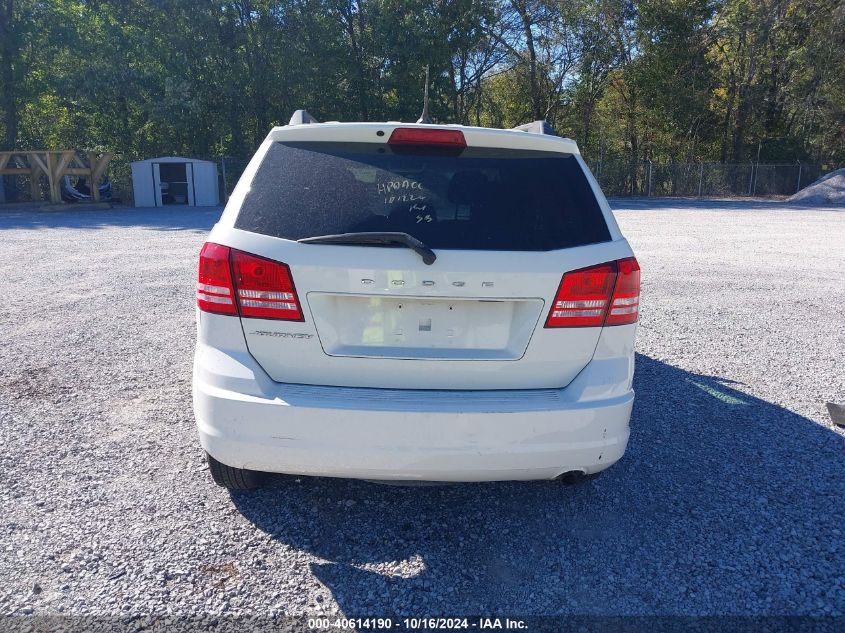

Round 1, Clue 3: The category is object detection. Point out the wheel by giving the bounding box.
[206,452,268,490]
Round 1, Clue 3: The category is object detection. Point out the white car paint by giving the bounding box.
[193,121,638,482]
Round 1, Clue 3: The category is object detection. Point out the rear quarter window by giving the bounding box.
[234,141,611,251]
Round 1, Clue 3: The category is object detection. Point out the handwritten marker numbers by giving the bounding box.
[378,179,428,205]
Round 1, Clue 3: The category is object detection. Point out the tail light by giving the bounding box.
[197,243,237,315]
[196,243,303,321]
[605,257,640,326]
[545,257,640,328]
[230,250,303,321]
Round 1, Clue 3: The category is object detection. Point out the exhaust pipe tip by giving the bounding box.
[555,470,588,485]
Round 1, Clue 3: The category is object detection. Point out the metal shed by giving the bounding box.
[130,156,219,207]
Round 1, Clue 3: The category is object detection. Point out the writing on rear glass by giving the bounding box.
[410,203,432,222]
[377,179,426,205]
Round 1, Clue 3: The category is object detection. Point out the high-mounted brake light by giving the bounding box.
[545,257,640,328]
[388,127,467,147]
[197,243,237,315]
[196,243,303,321]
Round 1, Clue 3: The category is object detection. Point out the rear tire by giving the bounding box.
[206,452,268,490]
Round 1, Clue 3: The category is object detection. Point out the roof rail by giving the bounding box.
[289,110,320,126]
[511,120,557,136]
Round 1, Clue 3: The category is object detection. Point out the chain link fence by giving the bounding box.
[588,160,842,198]
[217,157,249,202]
[215,158,844,202]
[215,157,844,201]
[2,154,841,205]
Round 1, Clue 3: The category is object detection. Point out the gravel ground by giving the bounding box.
[0,199,843,622]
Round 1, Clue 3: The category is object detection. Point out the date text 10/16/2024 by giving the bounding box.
[307,618,528,630]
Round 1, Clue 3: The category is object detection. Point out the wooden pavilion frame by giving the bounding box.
[0,151,113,204]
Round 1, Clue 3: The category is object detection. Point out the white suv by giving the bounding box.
[193,112,639,489]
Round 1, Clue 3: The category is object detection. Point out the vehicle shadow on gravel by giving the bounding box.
[231,354,844,615]
[0,206,220,231]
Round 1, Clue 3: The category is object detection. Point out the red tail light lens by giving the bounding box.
[545,262,617,328]
[197,243,303,321]
[230,250,303,321]
[545,257,640,328]
[197,243,237,315]
[388,128,467,147]
[605,257,640,326]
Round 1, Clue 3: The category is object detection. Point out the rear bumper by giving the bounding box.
[193,331,635,481]
[196,386,632,482]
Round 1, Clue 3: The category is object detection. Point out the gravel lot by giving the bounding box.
[0,199,843,621]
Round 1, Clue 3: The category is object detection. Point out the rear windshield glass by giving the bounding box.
[235,141,611,251]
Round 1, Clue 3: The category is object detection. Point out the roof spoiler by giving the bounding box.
[289,109,320,126]
[512,120,557,136]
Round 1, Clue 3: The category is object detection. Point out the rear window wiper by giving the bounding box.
[298,232,437,265]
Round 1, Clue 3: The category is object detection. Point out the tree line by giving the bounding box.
[1,0,843,166]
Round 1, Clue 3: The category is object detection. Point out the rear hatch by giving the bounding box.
[222,125,626,390]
